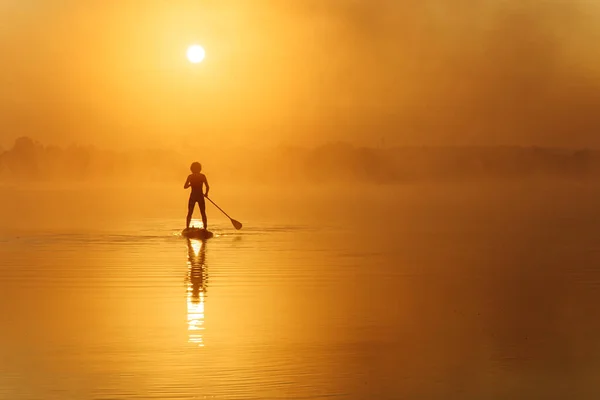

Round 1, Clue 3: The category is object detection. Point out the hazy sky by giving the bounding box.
[2,0,600,149]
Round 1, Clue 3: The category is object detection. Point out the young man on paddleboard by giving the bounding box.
[184,162,210,230]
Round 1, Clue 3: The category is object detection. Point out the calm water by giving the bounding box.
[2,182,600,399]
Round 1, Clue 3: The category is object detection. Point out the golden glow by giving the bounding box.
[187,44,205,64]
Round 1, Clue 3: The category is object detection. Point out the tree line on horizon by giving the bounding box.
[1,137,599,184]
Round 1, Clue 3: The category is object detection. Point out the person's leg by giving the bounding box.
[186,197,195,229]
[199,196,207,229]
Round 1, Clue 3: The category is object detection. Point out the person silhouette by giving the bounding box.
[184,162,210,230]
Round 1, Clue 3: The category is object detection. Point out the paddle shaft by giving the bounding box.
[205,196,233,220]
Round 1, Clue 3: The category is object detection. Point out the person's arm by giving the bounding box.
[204,176,210,197]
[184,175,191,189]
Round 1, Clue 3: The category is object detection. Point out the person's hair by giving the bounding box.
[190,162,202,173]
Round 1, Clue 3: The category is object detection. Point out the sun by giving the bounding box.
[187,44,206,64]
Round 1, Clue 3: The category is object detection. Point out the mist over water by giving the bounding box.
[3,1,600,398]
[2,137,600,187]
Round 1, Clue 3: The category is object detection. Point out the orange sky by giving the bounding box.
[2,0,600,149]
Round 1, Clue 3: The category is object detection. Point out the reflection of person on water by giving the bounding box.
[187,238,208,300]
[186,238,208,346]
[184,162,210,230]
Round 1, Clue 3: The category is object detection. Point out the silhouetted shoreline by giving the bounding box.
[1,137,599,183]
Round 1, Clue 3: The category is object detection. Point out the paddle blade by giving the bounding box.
[231,219,243,230]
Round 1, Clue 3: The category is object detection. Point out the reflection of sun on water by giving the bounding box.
[187,292,205,346]
[190,218,204,229]
[190,238,202,256]
[187,238,206,346]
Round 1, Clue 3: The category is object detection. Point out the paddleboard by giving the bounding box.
[182,228,214,239]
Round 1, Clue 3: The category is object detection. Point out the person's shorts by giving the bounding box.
[188,195,205,209]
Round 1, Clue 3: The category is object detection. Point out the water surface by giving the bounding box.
[2,183,600,399]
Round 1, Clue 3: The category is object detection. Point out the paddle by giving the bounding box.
[205,196,243,230]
